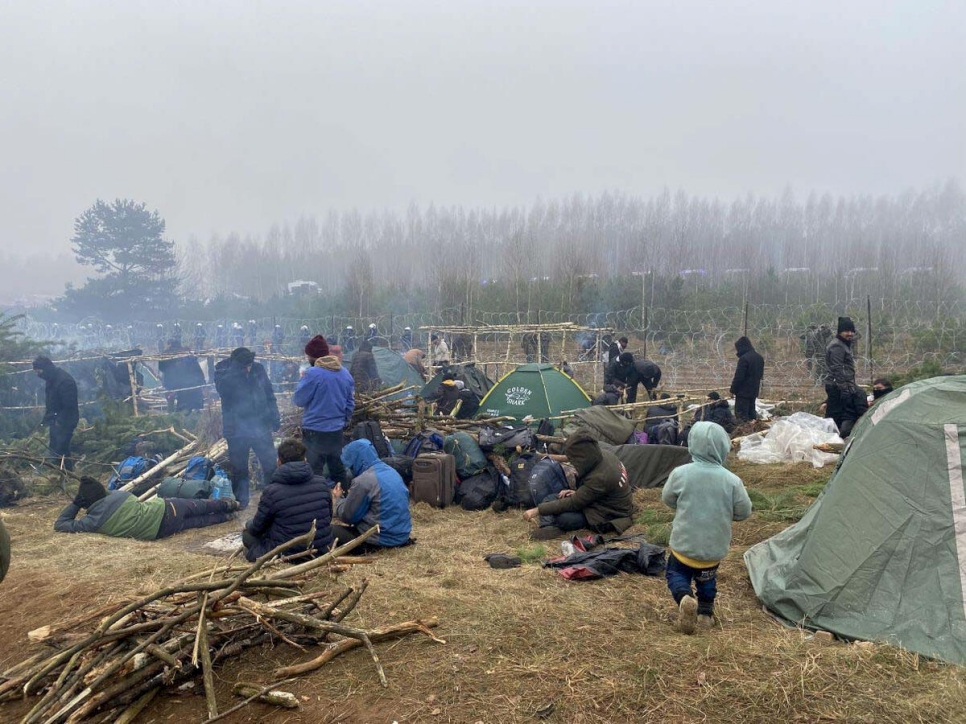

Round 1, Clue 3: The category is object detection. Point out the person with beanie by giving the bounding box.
[824,317,868,437]
[242,438,335,562]
[214,347,280,508]
[729,336,765,422]
[662,422,752,634]
[294,335,355,485]
[523,431,635,540]
[55,477,237,539]
[333,439,413,550]
[32,356,79,472]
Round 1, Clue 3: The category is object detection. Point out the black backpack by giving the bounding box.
[478,425,535,453]
[527,458,569,507]
[353,420,392,458]
[381,455,414,485]
[501,452,541,508]
[459,468,500,511]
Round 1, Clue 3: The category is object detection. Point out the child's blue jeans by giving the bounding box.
[665,554,718,615]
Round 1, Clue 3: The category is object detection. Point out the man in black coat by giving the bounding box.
[730,336,765,422]
[214,347,280,509]
[242,438,335,561]
[33,356,79,471]
[824,317,868,437]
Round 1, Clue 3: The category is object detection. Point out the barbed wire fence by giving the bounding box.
[12,297,965,401]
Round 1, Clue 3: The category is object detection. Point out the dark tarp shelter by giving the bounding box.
[343,347,425,398]
[600,444,692,489]
[421,363,494,401]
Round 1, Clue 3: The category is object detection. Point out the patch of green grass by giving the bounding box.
[635,508,674,526]
[515,544,547,563]
[798,481,828,498]
[640,523,672,546]
[749,489,810,522]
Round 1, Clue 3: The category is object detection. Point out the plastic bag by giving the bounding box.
[737,412,842,468]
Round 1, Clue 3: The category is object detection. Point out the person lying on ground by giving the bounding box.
[242,438,335,562]
[662,421,752,635]
[54,476,238,540]
[523,431,635,541]
[333,439,413,551]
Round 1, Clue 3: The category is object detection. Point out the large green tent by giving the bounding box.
[421,363,494,401]
[343,347,425,398]
[744,376,966,664]
[478,363,591,423]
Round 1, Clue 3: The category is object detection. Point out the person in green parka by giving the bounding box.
[523,430,635,540]
[55,477,238,540]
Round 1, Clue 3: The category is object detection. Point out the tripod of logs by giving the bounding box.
[0,526,442,723]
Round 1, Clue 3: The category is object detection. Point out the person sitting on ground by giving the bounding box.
[871,378,894,402]
[242,438,335,562]
[559,360,574,378]
[523,431,635,540]
[592,384,622,406]
[434,379,462,416]
[662,421,752,634]
[332,439,413,551]
[693,392,736,433]
[55,476,237,540]
[645,393,679,443]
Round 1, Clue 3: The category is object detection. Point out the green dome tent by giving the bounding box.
[478,363,591,423]
[421,363,494,401]
[343,347,425,398]
[744,376,966,664]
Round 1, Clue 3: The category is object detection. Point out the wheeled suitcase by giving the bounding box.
[411,452,457,508]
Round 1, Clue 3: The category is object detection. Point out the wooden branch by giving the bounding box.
[196,594,218,720]
[232,682,299,709]
[113,687,158,724]
[203,679,296,723]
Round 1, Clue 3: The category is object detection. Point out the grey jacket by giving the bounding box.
[825,336,856,389]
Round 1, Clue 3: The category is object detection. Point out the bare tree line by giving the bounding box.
[179,181,965,313]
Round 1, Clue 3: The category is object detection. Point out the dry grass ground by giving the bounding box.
[1,459,965,723]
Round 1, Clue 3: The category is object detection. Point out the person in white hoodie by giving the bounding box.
[662,421,753,634]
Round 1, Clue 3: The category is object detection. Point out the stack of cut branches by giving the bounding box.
[0,526,442,723]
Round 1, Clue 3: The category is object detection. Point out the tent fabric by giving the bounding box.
[600,443,692,489]
[343,347,424,398]
[571,406,636,445]
[744,376,966,665]
[420,363,494,401]
[478,364,591,422]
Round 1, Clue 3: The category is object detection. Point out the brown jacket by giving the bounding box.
[537,431,635,532]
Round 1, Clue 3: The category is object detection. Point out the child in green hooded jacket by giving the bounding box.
[662,421,752,634]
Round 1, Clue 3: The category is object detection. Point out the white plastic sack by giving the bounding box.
[737,412,843,468]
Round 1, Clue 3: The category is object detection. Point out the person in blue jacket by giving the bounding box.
[334,439,412,550]
[293,335,355,485]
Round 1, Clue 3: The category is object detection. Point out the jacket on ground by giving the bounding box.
[41,366,80,428]
[339,439,412,546]
[54,492,166,540]
[294,356,355,432]
[662,421,752,564]
[537,432,635,533]
[243,461,335,561]
[730,337,765,398]
[214,359,280,437]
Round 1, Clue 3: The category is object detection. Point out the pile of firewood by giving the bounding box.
[0,526,442,723]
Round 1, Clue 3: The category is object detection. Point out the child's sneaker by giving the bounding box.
[697,614,714,630]
[676,595,698,634]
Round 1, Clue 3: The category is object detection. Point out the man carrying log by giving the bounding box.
[214,347,280,509]
[33,356,79,472]
[54,476,237,539]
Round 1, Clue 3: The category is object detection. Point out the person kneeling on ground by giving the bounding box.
[55,476,238,540]
[333,439,413,551]
[662,421,752,634]
[523,431,635,540]
[242,438,335,562]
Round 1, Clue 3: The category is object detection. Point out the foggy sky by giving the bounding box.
[1,0,963,260]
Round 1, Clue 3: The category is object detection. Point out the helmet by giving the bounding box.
[346,325,353,331]
[217,324,223,329]
[300,325,308,331]
[404,326,411,331]
[248,319,256,325]
[275,324,282,329]
[369,323,376,329]
[156,323,163,328]
[196,322,203,328]
[105,324,112,330]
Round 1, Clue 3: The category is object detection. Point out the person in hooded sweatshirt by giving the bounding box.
[32,356,79,472]
[294,335,355,486]
[333,439,412,550]
[214,347,280,508]
[349,340,381,393]
[523,430,635,540]
[242,438,335,562]
[55,476,237,540]
[662,422,752,634]
[729,336,765,423]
